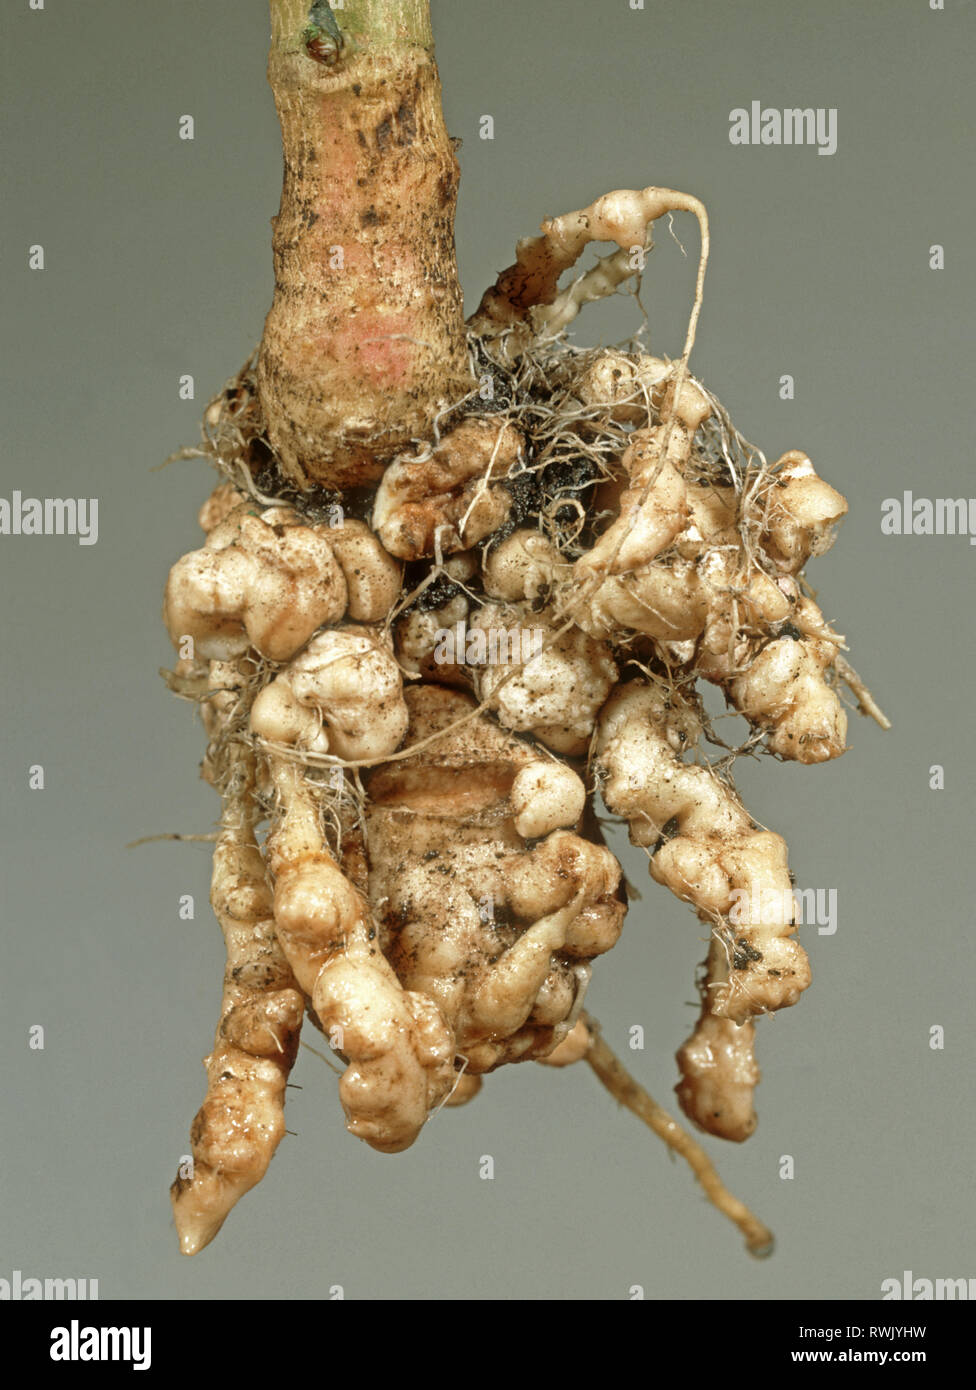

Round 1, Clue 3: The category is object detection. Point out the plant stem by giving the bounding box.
[260,0,471,490]
[271,0,432,53]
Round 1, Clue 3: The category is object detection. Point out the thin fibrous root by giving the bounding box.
[580,1014,774,1258]
[833,653,892,730]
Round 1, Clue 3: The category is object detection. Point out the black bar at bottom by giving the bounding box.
[0,1296,968,1372]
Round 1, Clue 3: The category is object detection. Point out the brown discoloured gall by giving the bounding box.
[363,686,626,1072]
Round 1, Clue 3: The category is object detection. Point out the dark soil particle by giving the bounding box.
[733,938,764,970]
[651,816,680,856]
[402,566,463,613]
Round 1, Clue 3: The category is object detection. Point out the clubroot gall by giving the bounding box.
[160,0,889,1257]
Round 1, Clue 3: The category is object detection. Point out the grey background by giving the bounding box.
[1,0,973,1301]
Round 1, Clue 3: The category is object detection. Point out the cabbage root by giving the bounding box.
[161,0,887,1258]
